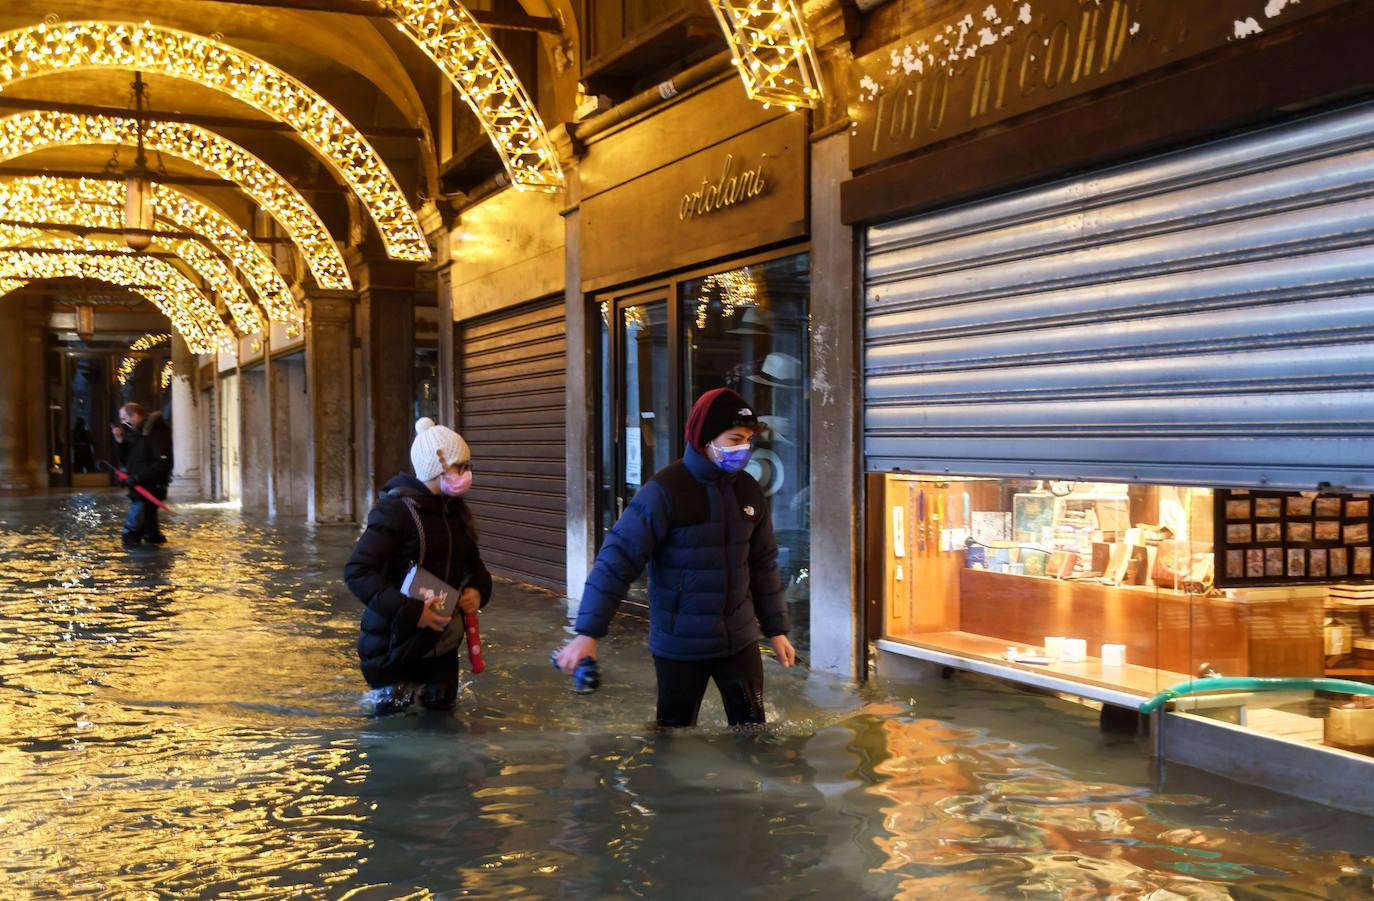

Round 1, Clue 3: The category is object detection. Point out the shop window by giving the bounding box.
[681,254,810,647]
[878,476,1374,758]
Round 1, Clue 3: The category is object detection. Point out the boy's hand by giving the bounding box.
[769,635,796,668]
[458,587,481,615]
[556,635,597,674]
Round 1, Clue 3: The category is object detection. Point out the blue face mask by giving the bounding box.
[711,442,753,473]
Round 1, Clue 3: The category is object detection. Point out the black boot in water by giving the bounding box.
[420,679,458,711]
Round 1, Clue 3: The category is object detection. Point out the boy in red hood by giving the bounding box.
[556,388,795,727]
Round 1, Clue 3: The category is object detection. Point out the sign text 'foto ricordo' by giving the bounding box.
[849,0,1348,169]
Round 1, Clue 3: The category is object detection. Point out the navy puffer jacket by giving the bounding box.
[574,445,788,660]
[344,474,493,688]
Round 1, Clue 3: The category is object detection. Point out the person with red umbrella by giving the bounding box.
[111,403,173,548]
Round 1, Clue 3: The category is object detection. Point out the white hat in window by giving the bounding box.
[747,352,803,387]
[729,306,773,335]
[745,448,784,496]
[757,415,794,446]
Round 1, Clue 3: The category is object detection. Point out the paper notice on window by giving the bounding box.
[625,429,642,485]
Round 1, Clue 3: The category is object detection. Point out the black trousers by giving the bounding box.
[653,643,765,727]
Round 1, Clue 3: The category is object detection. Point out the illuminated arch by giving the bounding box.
[0,111,350,291]
[707,0,824,110]
[0,248,232,352]
[0,21,429,260]
[376,1,563,191]
[0,176,299,327]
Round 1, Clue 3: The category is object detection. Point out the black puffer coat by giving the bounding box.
[344,474,493,688]
[116,411,173,500]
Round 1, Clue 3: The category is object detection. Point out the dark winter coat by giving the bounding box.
[343,474,493,688]
[574,445,788,661]
[116,412,173,500]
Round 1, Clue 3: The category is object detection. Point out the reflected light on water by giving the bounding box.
[0,494,1371,898]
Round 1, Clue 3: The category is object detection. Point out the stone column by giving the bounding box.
[435,259,456,428]
[168,335,203,498]
[350,254,417,510]
[22,297,47,488]
[0,300,29,491]
[305,290,357,525]
[557,133,596,604]
[808,130,862,679]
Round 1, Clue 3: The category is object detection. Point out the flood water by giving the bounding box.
[2,494,1373,899]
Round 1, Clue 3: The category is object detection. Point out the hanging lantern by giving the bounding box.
[123,171,154,252]
[75,303,96,340]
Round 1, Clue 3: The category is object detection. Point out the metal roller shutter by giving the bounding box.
[458,298,567,592]
[863,102,1374,491]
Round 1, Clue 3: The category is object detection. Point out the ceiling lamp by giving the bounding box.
[0,21,429,261]
[708,0,824,110]
[121,71,155,252]
[0,110,349,291]
[0,248,232,352]
[375,1,562,191]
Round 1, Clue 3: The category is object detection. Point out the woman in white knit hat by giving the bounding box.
[345,417,493,714]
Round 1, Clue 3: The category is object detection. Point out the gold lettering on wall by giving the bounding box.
[850,0,1346,170]
[679,153,769,221]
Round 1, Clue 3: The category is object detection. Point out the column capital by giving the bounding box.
[305,290,356,324]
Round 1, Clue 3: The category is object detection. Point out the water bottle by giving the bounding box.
[551,651,601,694]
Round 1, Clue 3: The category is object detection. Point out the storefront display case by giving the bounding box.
[875,475,1374,757]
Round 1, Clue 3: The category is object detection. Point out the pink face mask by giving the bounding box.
[439,470,472,496]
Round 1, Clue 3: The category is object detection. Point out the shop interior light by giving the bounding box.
[707,0,824,110]
[376,1,563,192]
[0,110,350,291]
[0,247,232,352]
[0,176,300,330]
[0,21,429,261]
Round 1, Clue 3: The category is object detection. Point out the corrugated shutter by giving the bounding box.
[863,102,1374,490]
[458,298,567,592]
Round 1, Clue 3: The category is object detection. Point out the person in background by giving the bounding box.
[555,387,795,727]
[345,418,493,714]
[71,417,96,473]
[111,403,173,548]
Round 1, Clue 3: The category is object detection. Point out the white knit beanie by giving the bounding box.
[410,417,469,482]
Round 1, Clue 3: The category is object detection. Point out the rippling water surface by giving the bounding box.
[2,494,1373,899]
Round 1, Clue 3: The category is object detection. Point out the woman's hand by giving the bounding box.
[555,635,597,674]
[416,592,452,632]
[769,634,796,668]
[458,587,481,615]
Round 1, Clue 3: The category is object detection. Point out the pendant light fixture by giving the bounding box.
[122,72,155,252]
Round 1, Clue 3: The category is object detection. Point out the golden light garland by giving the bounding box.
[116,332,170,386]
[695,266,758,329]
[160,357,174,390]
[0,248,231,352]
[708,0,824,110]
[0,21,429,260]
[0,177,275,332]
[0,110,349,291]
[375,1,562,191]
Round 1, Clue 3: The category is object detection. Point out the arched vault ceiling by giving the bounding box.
[0,20,431,259]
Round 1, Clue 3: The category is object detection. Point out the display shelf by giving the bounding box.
[896,630,1189,699]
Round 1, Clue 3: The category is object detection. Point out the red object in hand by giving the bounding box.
[464,612,485,674]
[110,466,175,516]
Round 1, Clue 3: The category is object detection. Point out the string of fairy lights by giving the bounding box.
[115,332,170,387]
[0,248,231,352]
[376,0,562,191]
[708,0,824,110]
[0,21,429,261]
[0,111,350,292]
[0,176,300,330]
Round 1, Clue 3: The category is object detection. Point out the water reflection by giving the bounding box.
[0,495,1371,898]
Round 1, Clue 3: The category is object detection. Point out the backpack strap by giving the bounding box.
[401,496,426,565]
